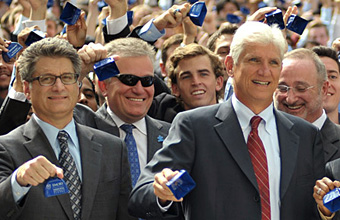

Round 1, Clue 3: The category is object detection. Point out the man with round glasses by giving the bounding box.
[0,38,133,219]
[274,48,340,163]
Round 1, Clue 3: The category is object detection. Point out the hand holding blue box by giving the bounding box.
[166,170,196,200]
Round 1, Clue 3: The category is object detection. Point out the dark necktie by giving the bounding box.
[120,124,141,187]
[58,130,82,220]
[247,116,270,220]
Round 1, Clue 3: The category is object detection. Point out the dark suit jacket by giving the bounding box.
[128,100,325,220]
[0,117,133,220]
[321,117,340,163]
[96,103,171,163]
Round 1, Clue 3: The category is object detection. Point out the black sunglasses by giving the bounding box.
[115,74,154,87]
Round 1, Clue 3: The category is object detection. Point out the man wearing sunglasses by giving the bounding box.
[0,38,133,219]
[274,48,340,163]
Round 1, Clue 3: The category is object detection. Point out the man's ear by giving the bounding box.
[160,63,167,78]
[225,56,234,77]
[98,80,108,97]
[23,81,31,100]
[215,76,224,92]
[322,80,329,102]
[171,83,180,97]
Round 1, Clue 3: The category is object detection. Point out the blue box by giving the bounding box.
[127,11,133,26]
[94,57,120,81]
[189,2,207,27]
[2,42,23,63]
[323,188,340,213]
[166,170,196,200]
[60,2,81,25]
[44,177,69,198]
[265,9,285,29]
[240,6,250,15]
[226,14,242,24]
[188,0,198,4]
[25,29,45,46]
[286,14,308,35]
[97,0,107,12]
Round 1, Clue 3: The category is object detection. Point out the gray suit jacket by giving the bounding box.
[0,118,133,220]
[129,100,325,220]
[96,104,171,163]
[321,117,340,163]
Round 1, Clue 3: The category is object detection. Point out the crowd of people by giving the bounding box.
[1,0,340,219]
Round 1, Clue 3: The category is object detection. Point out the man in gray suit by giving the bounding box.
[274,48,340,163]
[0,38,132,220]
[79,38,170,187]
[128,21,325,219]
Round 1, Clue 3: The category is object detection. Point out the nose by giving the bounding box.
[131,80,145,93]
[191,75,202,85]
[78,93,88,105]
[51,77,65,91]
[285,88,299,104]
[258,62,270,76]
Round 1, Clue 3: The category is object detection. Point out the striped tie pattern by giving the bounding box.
[58,130,82,220]
[247,116,270,220]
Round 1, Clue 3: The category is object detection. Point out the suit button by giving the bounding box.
[254,196,260,202]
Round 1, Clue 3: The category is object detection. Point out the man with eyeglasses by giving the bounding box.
[0,38,134,219]
[274,48,340,163]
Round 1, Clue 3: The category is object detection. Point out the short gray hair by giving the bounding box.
[230,21,287,65]
[18,37,81,81]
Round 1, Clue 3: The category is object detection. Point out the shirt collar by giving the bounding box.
[107,105,147,135]
[231,94,276,134]
[313,109,327,130]
[33,114,78,147]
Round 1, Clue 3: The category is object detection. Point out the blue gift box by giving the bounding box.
[265,9,285,29]
[286,14,308,35]
[226,14,242,24]
[44,177,69,198]
[166,170,196,200]
[2,42,23,63]
[240,6,250,15]
[323,188,340,213]
[189,1,207,27]
[127,11,134,26]
[60,2,81,25]
[94,57,120,81]
[188,0,198,4]
[25,29,45,46]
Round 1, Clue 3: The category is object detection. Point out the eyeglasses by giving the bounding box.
[115,74,154,87]
[31,73,79,86]
[277,84,314,94]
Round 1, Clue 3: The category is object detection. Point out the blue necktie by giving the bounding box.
[120,124,141,187]
[58,130,82,220]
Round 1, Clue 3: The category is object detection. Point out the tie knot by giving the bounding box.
[120,124,135,134]
[250,116,262,130]
[57,130,69,142]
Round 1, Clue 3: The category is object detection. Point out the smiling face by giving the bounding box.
[226,43,282,114]
[102,56,154,124]
[0,53,14,96]
[171,55,223,110]
[24,57,79,127]
[274,58,327,123]
[321,56,340,114]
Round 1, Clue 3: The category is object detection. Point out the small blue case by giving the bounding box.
[286,14,308,35]
[166,170,196,200]
[94,57,120,81]
[265,9,285,29]
[44,177,69,198]
[2,42,23,63]
[60,2,81,25]
[25,29,45,46]
[189,2,207,27]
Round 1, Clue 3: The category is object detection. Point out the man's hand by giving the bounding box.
[247,7,277,22]
[16,155,63,186]
[28,0,48,20]
[313,177,340,217]
[106,0,128,20]
[332,38,340,52]
[77,43,109,80]
[153,168,183,205]
[67,11,87,48]
[153,3,191,31]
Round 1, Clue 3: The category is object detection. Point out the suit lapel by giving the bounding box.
[23,118,74,220]
[214,101,259,191]
[145,116,165,162]
[321,118,340,162]
[76,124,102,220]
[96,104,119,136]
[275,110,299,199]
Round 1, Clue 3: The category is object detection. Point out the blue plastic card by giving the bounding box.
[226,14,242,24]
[60,2,81,25]
[94,57,120,81]
[127,11,134,26]
[265,9,285,29]
[44,177,69,198]
[189,2,207,27]
[25,29,45,46]
[166,170,196,200]
[240,6,250,15]
[286,14,308,35]
[2,42,23,63]
[47,0,54,8]
[323,188,340,213]
[188,0,198,4]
